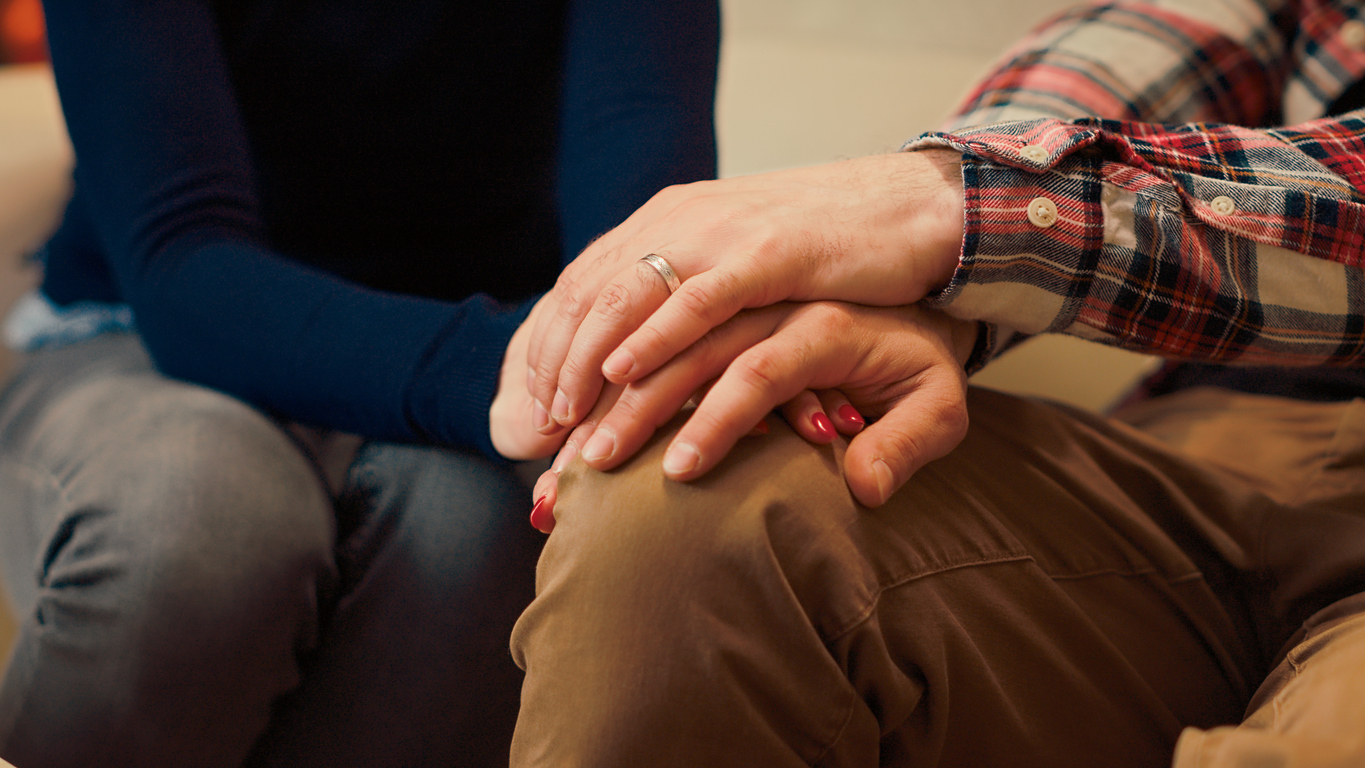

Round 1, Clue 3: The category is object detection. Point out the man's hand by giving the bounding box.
[526,150,964,434]
[529,302,979,533]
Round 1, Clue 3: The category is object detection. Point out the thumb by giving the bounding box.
[842,372,969,507]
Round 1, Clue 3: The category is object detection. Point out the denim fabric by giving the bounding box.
[0,333,543,767]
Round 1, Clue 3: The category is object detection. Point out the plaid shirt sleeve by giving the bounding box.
[906,0,1365,368]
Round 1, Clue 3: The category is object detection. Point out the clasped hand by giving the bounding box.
[489,150,972,526]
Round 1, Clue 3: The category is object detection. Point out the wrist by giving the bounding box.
[891,148,965,299]
[916,148,966,295]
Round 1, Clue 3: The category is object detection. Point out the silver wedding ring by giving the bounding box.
[639,253,682,294]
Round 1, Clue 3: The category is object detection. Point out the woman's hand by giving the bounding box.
[528,301,979,533]
[526,150,964,434]
[490,295,572,460]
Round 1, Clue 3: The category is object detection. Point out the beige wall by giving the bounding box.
[717,0,1160,411]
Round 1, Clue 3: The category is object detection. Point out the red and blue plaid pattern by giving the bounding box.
[909,0,1365,367]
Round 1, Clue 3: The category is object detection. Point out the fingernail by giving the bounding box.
[837,404,865,429]
[662,441,701,477]
[747,419,770,437]
[530,495,555,534]
[811,412,836,441]
[581,428,616,463]
[603,348,636,380]
[872,459,894,505]
[532,400,551,432]
[551,389,571,424]
[551,440,579,474]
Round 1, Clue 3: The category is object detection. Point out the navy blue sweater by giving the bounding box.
[40,0,718,455]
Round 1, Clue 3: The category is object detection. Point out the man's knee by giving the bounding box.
[544,416,879,637]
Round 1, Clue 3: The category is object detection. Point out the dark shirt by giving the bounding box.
[40,0,719,454]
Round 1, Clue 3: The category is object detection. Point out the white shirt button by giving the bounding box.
[1027,197,1059,228]
[1210,195,1236,215]
[1019,144,1049,163]
[1342,20,1365,50]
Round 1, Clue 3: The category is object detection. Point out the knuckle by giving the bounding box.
[554,273,590,318]
[675,272,744,324]
[732,350,787,396]
[938,393,971,443]
[631,322,675,359]
[881,427,929,469]
[529,360,550,387]
[673,281,718,321]
[557,352,596,383]
[595,281,635,320]
[590,242,625,272]
[804,301,852,331]
[655,182,691,202]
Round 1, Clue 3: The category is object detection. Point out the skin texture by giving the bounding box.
[525,301,978,531]
[527,150,964,430]
[489,149,970,527]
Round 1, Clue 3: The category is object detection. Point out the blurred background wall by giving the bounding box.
[716,0,1160,410]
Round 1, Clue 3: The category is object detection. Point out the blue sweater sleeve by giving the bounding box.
[554,0,720,263]
[41,0,718,456]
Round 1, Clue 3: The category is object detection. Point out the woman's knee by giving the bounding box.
[25,376,335,636]
[339,443,542,599]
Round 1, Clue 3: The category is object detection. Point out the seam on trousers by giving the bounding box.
[0,454,70,588]
[826,556,1205,646]
[1273,641,1310,730]
[824,552,1035,645]
[1048,565,1203,583]
[808,677,863,767]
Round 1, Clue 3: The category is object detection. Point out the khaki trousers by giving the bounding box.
[511,386,1365,767]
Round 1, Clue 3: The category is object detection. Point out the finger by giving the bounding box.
[528,380,629,533]
[551,257,674,428]
[842,367,969,508]
[525,183,694,419]
[577,310,786,472]
[489,342,568,461]
[662,307,858,481]
[526,430,580,534]
[818,390,865,435]
[605,259,787,385]
[530,468,558,534]
[778,390,836,444]
[549,434,580,476]
[527,266,606,431]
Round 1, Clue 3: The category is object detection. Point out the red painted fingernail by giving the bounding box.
[811,412,836,440]
[837,404,865,428]
[747,419,770,437]
[530,495,555,534]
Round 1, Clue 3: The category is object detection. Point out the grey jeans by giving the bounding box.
[0,333,544,767]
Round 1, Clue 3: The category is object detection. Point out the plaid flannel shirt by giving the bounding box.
[907,0,1365,369]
